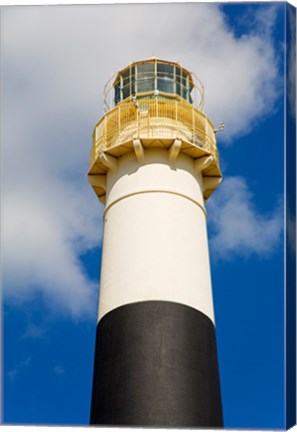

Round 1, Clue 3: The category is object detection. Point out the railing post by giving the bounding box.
[95,127,99,161]
[147,100,150,136]
[156,98,158,138]
[104,114,107,150]
[118,105,121,140]
[175,99,178,135]
[137,103,139,137]
[204,116,208,152]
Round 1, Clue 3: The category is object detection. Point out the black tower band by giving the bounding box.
[90,301,223,427]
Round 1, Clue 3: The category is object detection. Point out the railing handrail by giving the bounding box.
[96,94,214,131]
[91,97,218,166]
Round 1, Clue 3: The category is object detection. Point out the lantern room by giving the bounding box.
[103,58,205,111]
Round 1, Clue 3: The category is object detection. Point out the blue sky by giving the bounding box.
[1,2,291,428]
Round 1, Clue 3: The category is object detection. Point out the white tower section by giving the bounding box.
[97,148,215,322]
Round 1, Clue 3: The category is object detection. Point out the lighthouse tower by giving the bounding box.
[88,58,223,427]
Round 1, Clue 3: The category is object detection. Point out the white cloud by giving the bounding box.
[21,357,32,367]
[7,369,18,382]
[2,183,100,317]
[207,177,283,260]
[1,4,282,317]
[7,356,32,382]
[54,366,65,376]
[20,321,46,340]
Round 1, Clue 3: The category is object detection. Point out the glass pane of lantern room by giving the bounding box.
[181,69,188,81]
[131,66,136,93]
[137,63,155,79]
[114,82,120,105]
[157,63,175,95]
[157,63,174,77]
[136,63,155,94]
[180,84,188,100]
[122,68,131,100]
[122,68,131,80]
[137,78,155,93]
[157,77,174,94]
[122,83,131,100]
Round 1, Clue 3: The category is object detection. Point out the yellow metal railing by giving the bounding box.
[91,97,218,167]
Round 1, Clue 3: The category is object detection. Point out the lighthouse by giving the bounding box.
[88,58,223,427]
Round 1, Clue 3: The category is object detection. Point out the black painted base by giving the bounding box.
[90,301,223,428]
